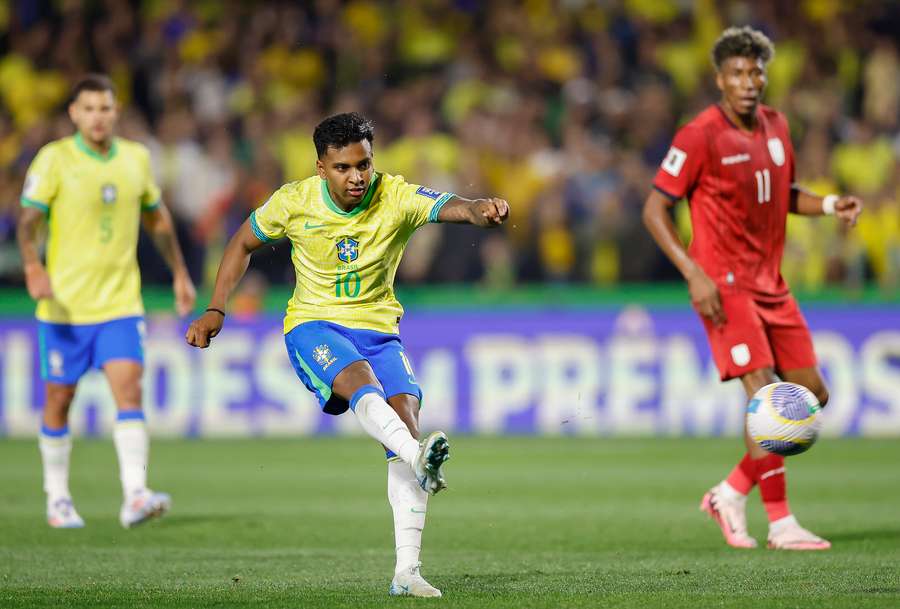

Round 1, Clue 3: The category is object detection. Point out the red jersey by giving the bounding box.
[653,104,795,298]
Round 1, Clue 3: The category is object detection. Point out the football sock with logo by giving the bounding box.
[723,452,756,495]
[351,387,420,465]
[755,453,790,522]
[388,458,428,574]
[39,424,73,501]
[113,410,149,498]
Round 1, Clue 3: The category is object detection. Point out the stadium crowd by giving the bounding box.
[0,0,898,294]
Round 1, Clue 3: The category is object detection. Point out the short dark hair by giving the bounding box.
[313,112,374,158]
[711,26,775,70]
[70,74,116,103]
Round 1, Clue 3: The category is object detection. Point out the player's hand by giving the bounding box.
[24,262,53,300]
[687,267,726,327]
[185,311,224,348]
[835,196,863,228]
[475,198,510,227]
[173,270,197,317]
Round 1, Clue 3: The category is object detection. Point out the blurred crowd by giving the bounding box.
[1,0,898,298]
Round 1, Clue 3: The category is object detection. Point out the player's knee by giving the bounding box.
[118,380,143,407]
[815,386,829,407]
[741,368,777,397]
[44,384,76,413]
[388,394,420,437]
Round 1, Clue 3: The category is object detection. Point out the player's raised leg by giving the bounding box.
[763,366,830,550]
[338,362,421,463]
[40,381,84,528]
[384,394,442,598]
[104,357,170,528]
[336,362,449,494]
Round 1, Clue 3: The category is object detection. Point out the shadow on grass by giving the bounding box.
[160,514,255,527]
[825,527,900,543]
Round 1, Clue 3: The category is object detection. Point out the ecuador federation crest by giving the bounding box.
[336,237,359,263]
[766,138,785,167]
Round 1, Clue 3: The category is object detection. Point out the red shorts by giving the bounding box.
[700,288,817,381]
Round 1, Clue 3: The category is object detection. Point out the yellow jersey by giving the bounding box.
[250,172,453,335]
[21,133,161,324]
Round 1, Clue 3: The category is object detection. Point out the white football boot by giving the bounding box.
[699,483,757,548]
[389,562,442,598]
[120,489,171,528]
[413,431,450,495]
[47,497,85,529]
[767,515,831,550]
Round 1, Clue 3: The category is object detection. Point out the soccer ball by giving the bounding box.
[746,382,822,456]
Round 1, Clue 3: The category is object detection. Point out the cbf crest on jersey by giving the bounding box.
[312,344,337,369]
[101,183,118,204]
[336,237,359,263]
[767,138,785,167]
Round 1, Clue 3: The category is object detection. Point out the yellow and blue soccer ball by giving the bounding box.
[746,382,822,456]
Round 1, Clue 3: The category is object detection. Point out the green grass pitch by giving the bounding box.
[1,436,898,608]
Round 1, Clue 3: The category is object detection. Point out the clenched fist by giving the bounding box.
[185,310,225,348]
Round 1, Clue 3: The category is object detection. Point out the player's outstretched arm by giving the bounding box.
[16,206,53,300]
[185,219,266,348]
[642,190,726,326]
[789,186,863,228]
[437,196,509,227]
[141,203,196,316]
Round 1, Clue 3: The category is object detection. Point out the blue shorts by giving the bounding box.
[285,321,421,415]
[38,316,145,384]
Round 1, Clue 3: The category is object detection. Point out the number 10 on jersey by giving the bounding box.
[335,271,362,298]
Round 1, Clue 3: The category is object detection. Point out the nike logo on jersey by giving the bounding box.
[721,153,750,165]
[304,221,326,229]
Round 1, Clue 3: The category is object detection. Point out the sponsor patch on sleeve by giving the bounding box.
[661,146,687,177]
[416,186,443,200]
[23,174,39,198]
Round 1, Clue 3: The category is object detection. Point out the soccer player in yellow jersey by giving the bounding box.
[16,75,196,529]
[187,113,509,597]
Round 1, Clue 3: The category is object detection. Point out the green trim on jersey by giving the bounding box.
[249,211,275,242]
[320,173,381,217]
[74,132,119,162]
[428,193,455,223]
[21,196,49,213]
[141,199,161,211]
[295,350,333,401]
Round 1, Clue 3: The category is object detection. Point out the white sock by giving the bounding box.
[719,480,747,502]
[388,459,428,574]
[39,429,72,501]
[769,514,798,532]
[353,392,419,465]
[113,413,149,498]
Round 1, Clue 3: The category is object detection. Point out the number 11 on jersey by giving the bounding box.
[754,169,771,203]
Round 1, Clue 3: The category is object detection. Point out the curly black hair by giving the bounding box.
[711,26,775,70]
[312,112,375,158]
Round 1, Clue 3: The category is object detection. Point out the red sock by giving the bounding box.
[755,454,791,522]
[724,453,756,495]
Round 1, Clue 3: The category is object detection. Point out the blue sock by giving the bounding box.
[40,423,69,438]
[349,385,385,412]
[116,410,145,423]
